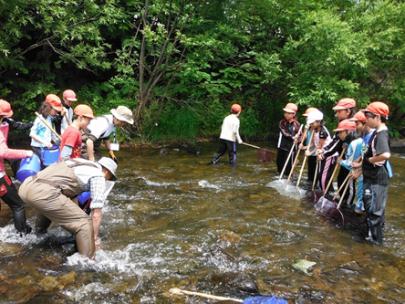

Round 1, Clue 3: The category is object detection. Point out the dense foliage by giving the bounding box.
[1,0,404,142]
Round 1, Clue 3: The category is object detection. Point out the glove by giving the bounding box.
[109,150,118,163]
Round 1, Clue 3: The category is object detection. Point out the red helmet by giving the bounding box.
[0,99,13,118]
[231,103,242,114]
[63,89,77,102]
[333,98,356,111]
[45,94,63,112]
[74,104,94,119]
[283,103,298,114]
[364,101,389,118]
[350,111,366,123]
[334,119,356,132]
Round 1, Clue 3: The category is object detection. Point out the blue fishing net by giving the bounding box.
[243,295,288,304]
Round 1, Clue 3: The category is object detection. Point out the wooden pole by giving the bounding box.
[279,124,303,180]
[296,130,314,187]
[169,288,243,303]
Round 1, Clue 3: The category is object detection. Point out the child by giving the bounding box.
[0,99,33,234]
[302,107,319,183]
[60,89,77,134]
[30,94,63,162]
[60,104,94,160]
[350,111,375,213]
[303,110,332,191]
[334,119,362,207]
[319,98,356,194]
[276,103,300,175]
[354,102,391,245]
[211,104,243,165]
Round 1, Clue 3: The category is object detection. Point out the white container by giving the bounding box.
[110,143,120,151]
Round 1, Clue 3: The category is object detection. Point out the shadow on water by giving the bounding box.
[0,144,404,303]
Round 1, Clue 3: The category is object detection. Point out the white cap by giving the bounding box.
[98,157,118,180]
[306,110,324,125]
[111,106,134,125]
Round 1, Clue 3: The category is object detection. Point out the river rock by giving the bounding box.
[39,276,59,292]
[219,231,241,244]
[292,259,317,275]
[0,243,23,257]
[58,272,76,286]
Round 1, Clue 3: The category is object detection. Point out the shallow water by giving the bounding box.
[0,144,404,303]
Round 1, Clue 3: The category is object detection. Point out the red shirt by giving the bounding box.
[59,126,82,159]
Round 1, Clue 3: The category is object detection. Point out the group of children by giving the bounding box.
[276,98,392,245]
[210,99,392,245]
[0,91,134,258]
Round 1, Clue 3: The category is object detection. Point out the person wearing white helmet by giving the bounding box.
[19,157,117,258]
[304,110,333,191]
[82,106,134,162]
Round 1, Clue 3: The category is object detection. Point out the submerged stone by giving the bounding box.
[292,259,317,275]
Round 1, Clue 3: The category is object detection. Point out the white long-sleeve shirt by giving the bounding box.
[219,114,242,143]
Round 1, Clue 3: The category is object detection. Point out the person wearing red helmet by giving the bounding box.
[30,95,63,165]
[211,104,243,165]
[349,111,375,214]
[353,102,391,245]
[0,99,34,234]
[60,104,94,160]
[60,89,77,134]
[319,97,357,195]
[334,119,363,207]
[276,103,300,175]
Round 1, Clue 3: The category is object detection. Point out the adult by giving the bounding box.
[19,157,117,258]
[0,99,33,234]
[82,106,134,162]
[60,89,77,134]
[211,104,243,166]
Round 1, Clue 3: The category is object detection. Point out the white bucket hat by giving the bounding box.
[98,157,118,180]
[306,110,324,125]
[111,106,134,125]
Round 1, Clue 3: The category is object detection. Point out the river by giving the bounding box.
[0,144,404,303]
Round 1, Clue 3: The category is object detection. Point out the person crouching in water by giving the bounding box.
[19,157,117,258]
[0,99,34,234]
[211,104,243,166]
[59,105,94,160]
[276,103,300,176]
[353,102,391,245]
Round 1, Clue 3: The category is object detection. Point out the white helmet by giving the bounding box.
[306,110,324,125]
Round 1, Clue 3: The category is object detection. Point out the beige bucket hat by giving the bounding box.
[111,106,134,125]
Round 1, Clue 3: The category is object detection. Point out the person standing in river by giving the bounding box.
[276,103,300,176]
[0,99,34,235]
[60,89,77,135]
[211,103,243,166]
[352,102,391,245]
[59,104,94,160]
[82,106,134,162]
[19,157,118,258]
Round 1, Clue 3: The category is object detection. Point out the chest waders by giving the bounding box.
[19,161,101,258]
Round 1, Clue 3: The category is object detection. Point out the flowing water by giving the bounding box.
[0,144,404,303]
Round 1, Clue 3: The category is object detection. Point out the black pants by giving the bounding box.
[0,175,31,233]
[212,139,237,165]
[276,148,294,176]
[363,182,387,244]
[307,156,317,182]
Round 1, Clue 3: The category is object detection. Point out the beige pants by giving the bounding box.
[19,177,95,258]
